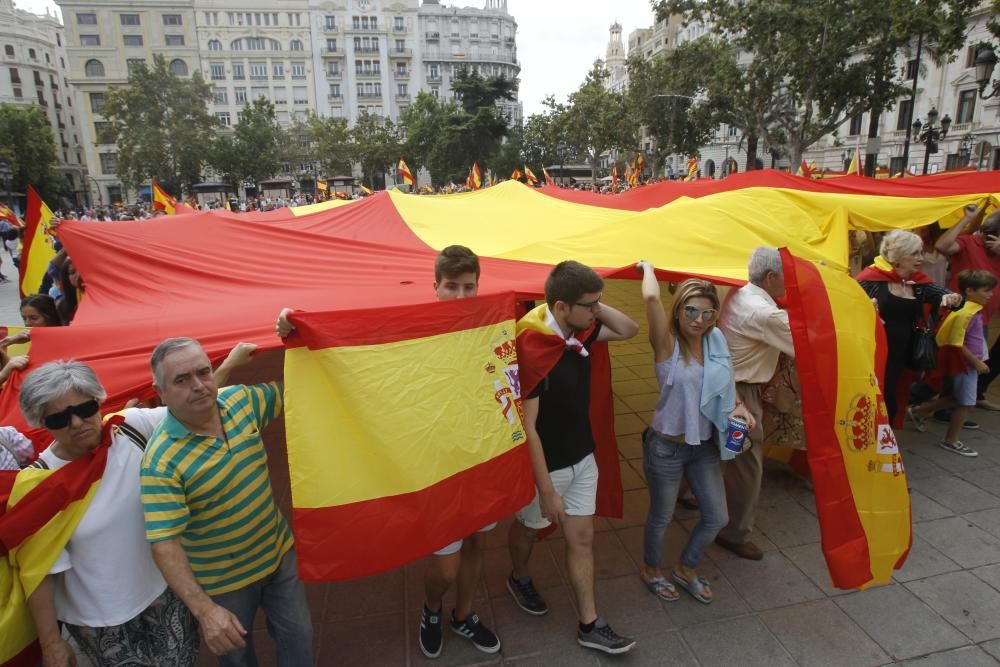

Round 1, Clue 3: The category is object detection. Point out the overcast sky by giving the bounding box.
[12,0,656,117]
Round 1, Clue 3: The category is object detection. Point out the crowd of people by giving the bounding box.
[0,197,997,666]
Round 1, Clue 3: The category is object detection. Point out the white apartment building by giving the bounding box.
[0,0,86,207]
[55,0,520,202]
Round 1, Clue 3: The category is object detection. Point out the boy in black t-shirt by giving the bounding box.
[506,260,640,655]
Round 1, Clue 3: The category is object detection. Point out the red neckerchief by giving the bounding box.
[855,257,933,285]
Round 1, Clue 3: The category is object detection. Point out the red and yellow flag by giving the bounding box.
[283,293,534,581]
[511,168,523,181]
[19,186,56,298]
[685,157,699,181]
[542,167,555,187]
[316,178,328,193]
[515,304,623,522]
[611,164,619,193]
[471,162,482,190]
[359,184,373,196]
[635,152,646,176]
[0,415,123,666]
[151,180,177,215]
[781,249,910,588]
[934,301,982,377]
[0,203,20,228]
[524,166,538,185]
[397,159,415,186]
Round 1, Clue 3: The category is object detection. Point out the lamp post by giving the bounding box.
[975,46,999,100]
[86,175,103,206]
[900,32,924,175]
[912,107,951,175]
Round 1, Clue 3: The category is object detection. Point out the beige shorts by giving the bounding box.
[433,522,498,556]
[516,453,599,530]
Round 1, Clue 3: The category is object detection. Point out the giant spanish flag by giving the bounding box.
[283,293,535,581]
[18,186,55,298]
[0,415,122,666]
[0,171,996,590]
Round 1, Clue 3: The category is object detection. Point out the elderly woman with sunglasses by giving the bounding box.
[635,264,755,605]
[19,344,255,667]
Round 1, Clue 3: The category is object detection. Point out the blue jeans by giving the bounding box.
[210,549,314,667]
[642,428,729,570]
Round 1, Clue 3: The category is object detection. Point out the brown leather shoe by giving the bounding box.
[714,536,763,560]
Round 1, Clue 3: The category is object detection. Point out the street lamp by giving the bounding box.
[975,46,999,100]
[912,107,951,175]
[86,175,103,206]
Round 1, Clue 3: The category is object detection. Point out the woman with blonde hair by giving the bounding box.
[857,229,962,427]
[635,265,754,604]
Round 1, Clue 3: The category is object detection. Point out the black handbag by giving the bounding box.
[911,308,941,372]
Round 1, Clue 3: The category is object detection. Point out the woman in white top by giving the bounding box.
[20,345,254,667]
[636,266,755,605]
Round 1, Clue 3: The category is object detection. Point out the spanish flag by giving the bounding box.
[934,301,983,378]
[511,167,523,181]
[151,180,177,215]
[0,415,124,666]
[0,203,19,227]
[397,159,415,186]
[359,184,373,196]
[847,150,860,177]
[316,178,328,194]
[524,166,538,185]
[0,326,30,358]
[542,167,555,187]
[283,293,534,581]
[781,249,910,588]
[635,152,646,175]
[18,186,56,298]
[611,164,619,193]
[515,304,623,521]
[685,156,699,181]
[471,161,483,190]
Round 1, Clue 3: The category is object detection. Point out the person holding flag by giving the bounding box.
[507,261,639,655]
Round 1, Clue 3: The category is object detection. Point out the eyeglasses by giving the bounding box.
[43,398,100,430]
[683,306,718,322]
[573,295,602,312]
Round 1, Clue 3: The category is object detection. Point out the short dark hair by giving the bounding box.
[958,269,998,293]
[544,260,604,308]
[434,245,480,283]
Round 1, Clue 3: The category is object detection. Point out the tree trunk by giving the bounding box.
[745,135,758,172]
[864,111,880,177]
[590,155,599,190]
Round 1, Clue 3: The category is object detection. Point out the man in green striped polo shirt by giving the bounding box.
[141,338,313,667]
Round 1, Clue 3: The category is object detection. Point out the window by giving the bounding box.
[210,62,225,80]
[326,39,338,51]
[277,110,289,124]
[327,63,340,75]
[394,17,404,31]
[273,63,284,78]
[291,61,305,78]
[397,83,407,96]
[94,121,110,140]
[232,63,245,80]
[234,87,247,103]
[208,39,222,51]
[90,92,105,112]
[85,59,105,77]
[170,59,188,76]
[274,87,287,104]
[905,58,918,80]
[12,88,20,98]
[4,45,13,56]
[395,39,405,51]
[217,111,233,127]
[213,87,228,104]
[956,89,976,124]
[123,35,143,47]
[165,35,185,47]
[290,39,303,51]
[325,15,336,30]
[849,113,863,136]
[45,53,50,63]
[431,86,439,99]
[329,83,341,96]
[120,13,140,25]
[352,17,360,29]
[293,86,307,104]
[162,14,182,26]
[896,99,913,131]
[77,12,97,24]
[396,62,406,74]
[251,86,268,100]
[249,62,267,79]
[80,35,100,47]
[99,153,117,175]
[371,17,377,30]
[230,39,242,51]
[965,45,979,69]
[8,68,19,84]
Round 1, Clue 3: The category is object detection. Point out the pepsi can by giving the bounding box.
[725,416,750,454]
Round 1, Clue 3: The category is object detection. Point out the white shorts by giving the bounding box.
[516,453,599,530]
[433,522,498,556]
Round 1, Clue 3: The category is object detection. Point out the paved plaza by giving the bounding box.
[5,276,1000,666]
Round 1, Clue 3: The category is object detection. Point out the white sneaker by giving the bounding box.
[939,440,978,457]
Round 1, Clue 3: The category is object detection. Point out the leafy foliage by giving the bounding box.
[0,104,61,203]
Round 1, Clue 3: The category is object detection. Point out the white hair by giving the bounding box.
[747,247,782,286]
[879,230,922,265]
[20,361,106,427]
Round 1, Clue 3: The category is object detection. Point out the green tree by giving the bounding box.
[520,103,569,169]
[0,104,61,203]
[450,68,517,161]
[562,65,636,182]
[349,110,402,188]
[295,113,352,175]
[234,99,285,185]
[101,54,217,195]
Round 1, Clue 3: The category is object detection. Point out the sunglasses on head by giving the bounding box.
[43,398,100,430]
[682,305,718,322]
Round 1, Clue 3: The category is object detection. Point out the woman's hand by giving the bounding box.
[276,308,295,338]
[730,404,756,431]
[941,293,963,309]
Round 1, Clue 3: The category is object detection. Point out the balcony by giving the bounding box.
[427,74,442,83]
[392,24,407,34]
[355,47,381,55]
[326,70,342,79]
[357,91,382,99]
[449,33,461,39]
[54,101,62,109]
[504,37,515,44]
[323,23,338,33]
[58,121,65,129]
[34,78,44,87]
[293,99,309,105]
[249,75,268,81]
[356,69,382,79]
[323,47,344,56]
[393,69,410,79]
[50,81,58,89]
[292,74,307,80]
[389,48,412,58]
[327,94,343,102]
[9,76,20,84]
[396,93,410,100]
[426,31,440,39]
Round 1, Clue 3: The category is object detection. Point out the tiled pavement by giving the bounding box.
[195,280,1000,666]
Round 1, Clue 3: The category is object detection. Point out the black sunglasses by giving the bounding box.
[43,399,100,430]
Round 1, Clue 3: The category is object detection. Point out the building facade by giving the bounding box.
[0,0,86,207]
[54,0,520,203]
